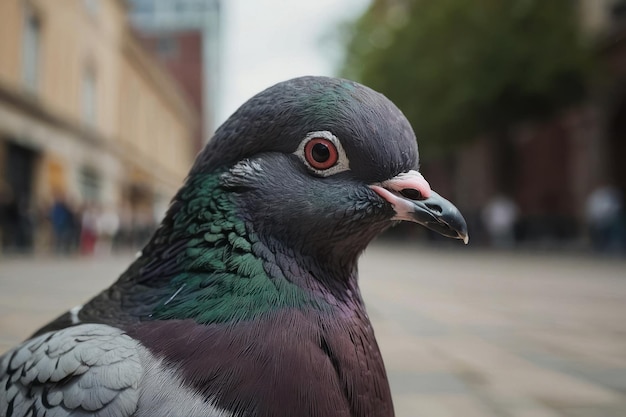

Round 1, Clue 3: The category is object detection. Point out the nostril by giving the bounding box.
[400,188,423,200]
[425,202,443,214]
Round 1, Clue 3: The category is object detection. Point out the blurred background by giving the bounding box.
[0,0,372,256]
[0,0,625,255]
[0,1,625,416]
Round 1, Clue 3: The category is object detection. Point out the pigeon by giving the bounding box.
[0,76,468,417]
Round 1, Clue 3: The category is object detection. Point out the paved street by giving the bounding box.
[1,244,625,417]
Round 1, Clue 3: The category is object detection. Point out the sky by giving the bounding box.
[218,0,369,125]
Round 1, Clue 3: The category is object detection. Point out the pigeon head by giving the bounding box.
[190,76,467,263]
[141,76,467,324]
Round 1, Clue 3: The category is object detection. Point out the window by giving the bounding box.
[82,67,97,127]
[21,6,41,93]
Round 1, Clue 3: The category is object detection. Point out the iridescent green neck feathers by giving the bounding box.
[149,173,330,324]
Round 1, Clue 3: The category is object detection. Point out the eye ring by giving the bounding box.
[304,138,339,170]
[294,130,350,177]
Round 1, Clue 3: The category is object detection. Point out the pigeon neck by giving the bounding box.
[143,172,342,324]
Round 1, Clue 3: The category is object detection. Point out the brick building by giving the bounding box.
[128,0,222,151]
[137,30,205,153]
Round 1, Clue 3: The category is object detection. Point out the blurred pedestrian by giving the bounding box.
[114,203,133,250]
[79,203,98,255]
[95,206,119,255]
[49,192,76,254]
[585,184,625,253]
[482,194,519,249]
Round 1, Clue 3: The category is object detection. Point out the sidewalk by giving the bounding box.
[1,245,625,417]
[360,245,626,417]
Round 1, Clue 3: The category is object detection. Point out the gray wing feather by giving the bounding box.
[0,324,142,417]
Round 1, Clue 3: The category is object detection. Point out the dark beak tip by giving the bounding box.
[426,218,469,244]
[449,212,469,244]
[415,193,469,244]
[446,213,469,244]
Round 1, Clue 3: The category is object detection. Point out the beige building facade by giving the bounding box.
[0,0,197,250]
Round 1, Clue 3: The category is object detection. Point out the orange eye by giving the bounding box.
[304,138,339,170]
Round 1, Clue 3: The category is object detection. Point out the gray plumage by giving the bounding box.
[1,324,141,417]
[0,324,231,417]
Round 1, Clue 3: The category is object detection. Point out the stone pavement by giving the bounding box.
[1,244,625,417]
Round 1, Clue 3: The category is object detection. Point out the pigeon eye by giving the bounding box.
[294,130,349,176]
[304,138,338,170]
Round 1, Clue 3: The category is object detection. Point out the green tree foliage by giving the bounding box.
[340,0,590,154]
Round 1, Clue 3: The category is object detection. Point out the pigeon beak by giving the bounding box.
[370,170,469,244]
